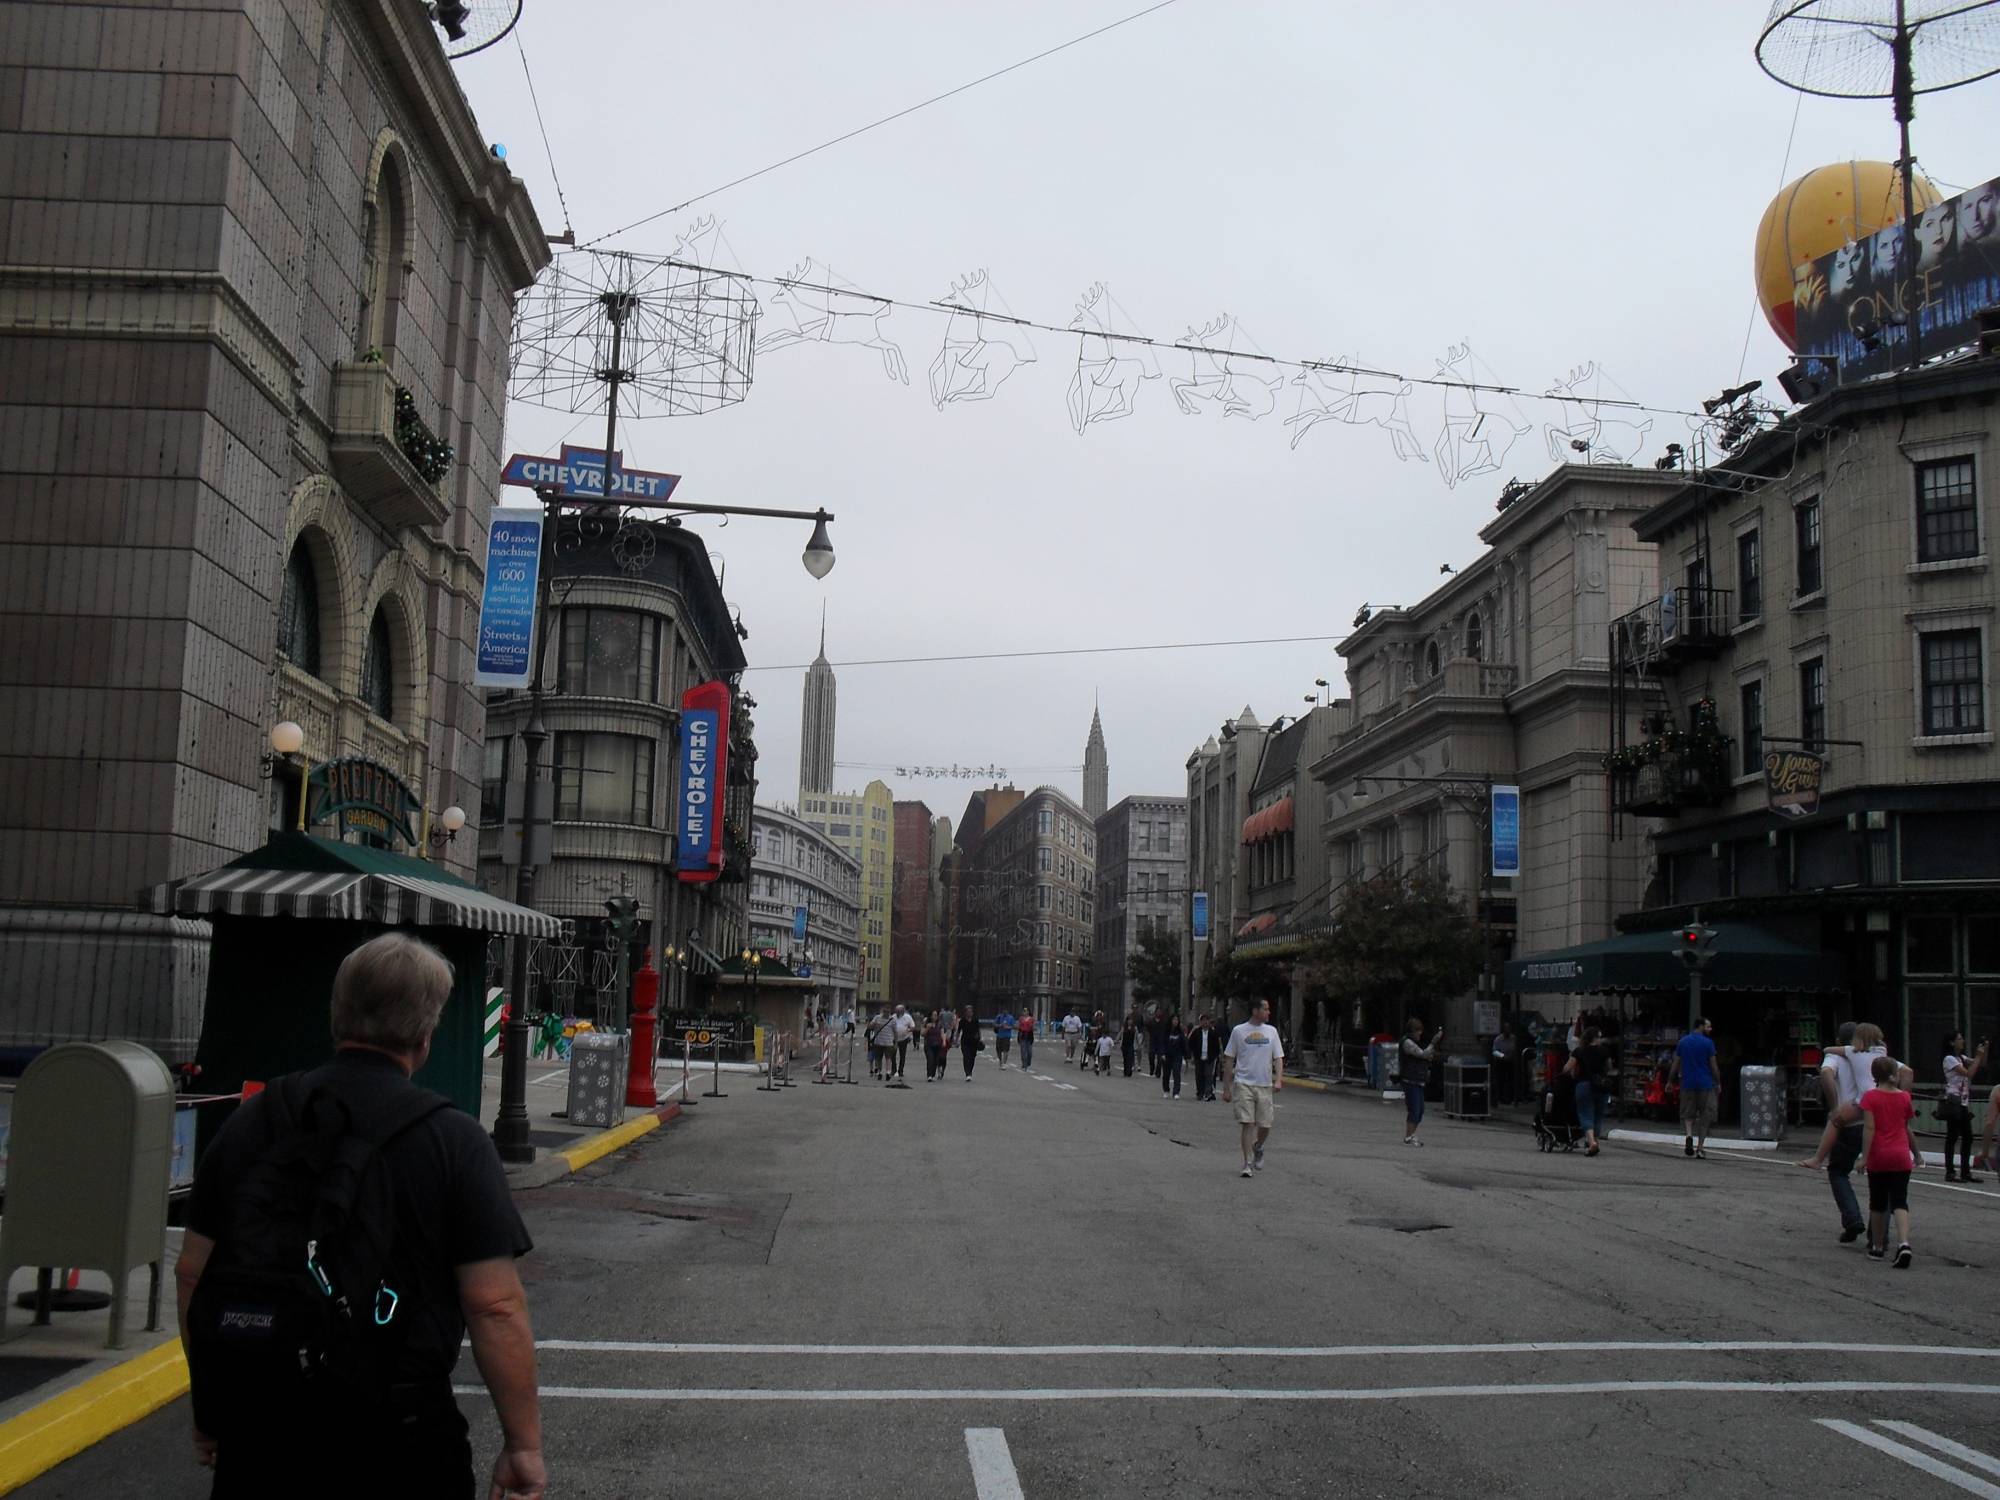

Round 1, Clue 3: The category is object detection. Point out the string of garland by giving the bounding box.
[394,385,456,484]
[1602,697,1733,778]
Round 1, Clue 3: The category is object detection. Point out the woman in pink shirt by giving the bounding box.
[1859,1053,1915,1269]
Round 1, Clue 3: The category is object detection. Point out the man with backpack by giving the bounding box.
[176,933,544,1499]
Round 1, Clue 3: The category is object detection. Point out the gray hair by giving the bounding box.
[331,933,454,1052]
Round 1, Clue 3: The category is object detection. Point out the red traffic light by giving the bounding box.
[1681,928,1701,944]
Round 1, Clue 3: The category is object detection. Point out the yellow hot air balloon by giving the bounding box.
[1756,161,1939,349]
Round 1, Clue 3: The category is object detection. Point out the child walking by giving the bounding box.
[1095,1031,1114,1076]
[1860,1053,1916,1269]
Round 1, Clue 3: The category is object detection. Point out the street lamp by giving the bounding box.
[269,721,305,757]
[426,804,467,851]
[802,511,836,579]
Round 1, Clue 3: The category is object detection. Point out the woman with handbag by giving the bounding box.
[1941,1031,1987,1182]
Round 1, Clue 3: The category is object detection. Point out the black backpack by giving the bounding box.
[187,1074,450,1435]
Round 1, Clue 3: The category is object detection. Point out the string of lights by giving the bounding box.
[513,26,573,237]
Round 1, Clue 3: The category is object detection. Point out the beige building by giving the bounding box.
[801,780,894,1008]
[1611,355,2000,1059]
[1307,464,1682,1039]
[750,804,861,1015]
[1093,794,1187,1019]
[1183,707,1271,1017]
[0,1,546,1054]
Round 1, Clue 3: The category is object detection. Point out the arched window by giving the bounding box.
[358,149,409,360]
[1425,640,1441,678]
[278,540,321,678]
[1466,612,1484,660]
[360,608,395,722]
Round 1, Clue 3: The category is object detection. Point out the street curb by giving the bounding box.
[1287,1077,1332,1093]
[0,1339,187,1495]
[507,1100,683,1189]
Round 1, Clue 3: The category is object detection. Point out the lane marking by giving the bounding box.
[1705,1144,2000,1201]
[1874,1422,2000,1480]
[1818,1419,2000,1498]
[964,1427,1025,1500]
[529,1338,2000,1359]
[476,1379,2000,1404]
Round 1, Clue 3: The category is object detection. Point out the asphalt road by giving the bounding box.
[24,1052,2000,1498]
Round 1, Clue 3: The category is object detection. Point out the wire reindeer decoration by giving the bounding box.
[929,269,1036,407]
[1169,313,1282,419]
[1431,341,1530,489]
[1286,355,1428,460]
[757,258,909,384]
[1065,281,1160,434]
[1542,363,1654,466]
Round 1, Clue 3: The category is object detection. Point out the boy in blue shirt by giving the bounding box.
[993,1009,1015,1068]
[1672,1016,1720,1159]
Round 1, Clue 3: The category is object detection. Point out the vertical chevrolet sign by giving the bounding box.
[474,508,544,689]
[677,680,732,882]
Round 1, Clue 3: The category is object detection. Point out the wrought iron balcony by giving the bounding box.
[1608,748,1731,818]
[1611,586,1734,676]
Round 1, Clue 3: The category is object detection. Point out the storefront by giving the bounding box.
[1502,925,1846,1124]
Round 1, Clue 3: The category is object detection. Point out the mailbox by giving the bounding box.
[0,1042,174,1348]
[565,1030,629,1131]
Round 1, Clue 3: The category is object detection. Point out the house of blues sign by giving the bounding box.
[306,757,422,847]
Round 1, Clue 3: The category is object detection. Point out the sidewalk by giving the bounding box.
[0,1255,189,1493]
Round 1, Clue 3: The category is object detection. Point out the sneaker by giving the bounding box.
[1867,1246,1885,1260]
[1240,1166,1255,1178]
[1684,1136,1695,1158]
[1839,1224,1865,1244]
[1253,1144,1266,1167]
[1893,1244,1913,1269]
[1695,1148,1707,1160]
[1964,1173,1985,1183]
[1412,1137,1425,1148]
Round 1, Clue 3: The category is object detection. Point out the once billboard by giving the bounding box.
[1792,174,2000,382]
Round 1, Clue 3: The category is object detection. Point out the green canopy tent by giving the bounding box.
[1502,925,1846,996]
[149,832,560,1151]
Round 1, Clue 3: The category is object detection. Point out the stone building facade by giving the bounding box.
[1092,794,1187,1020]
[800,780,893,1009]
[476,518,753,1019]
[947,785,1095,1023]
[749,803,860,1016]
[1308,464,1680,1038]
[890,798,941,1010]
[1618,356,2000,1059]
[0,0,546,1055]
[1183,707,1271,1018]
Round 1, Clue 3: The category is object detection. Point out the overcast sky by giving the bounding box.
[455,0,1994,818]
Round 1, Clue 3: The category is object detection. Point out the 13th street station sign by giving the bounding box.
[501,445,682,504]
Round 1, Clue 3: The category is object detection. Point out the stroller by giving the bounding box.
[1533,1069,1585,1152]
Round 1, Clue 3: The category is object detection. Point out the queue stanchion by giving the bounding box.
[841,1026,859,1085]
[704,1034,727,1099]
[779,1029,798,1087]
[757,1026,780,1094]
[681,1034,694,1105]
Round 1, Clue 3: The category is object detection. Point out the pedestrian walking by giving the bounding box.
[868,1010,897,1082]
[1189,1014,1223,1101]
[1672,1016,1720,1160]
[1490,1028,1516,1108]
[1940,1030,1987,1181]
[177,934,544,1500]
[1017,1009,1036,1070]
[1567,1026,1612,1156]
[1095,1029,1114,1075]
[993,1007,1015,1069]
[1161,1014,1187,1099]
[1399,1017,1442,1147]
[923,1012,947,1081]
[1222,998,1285,1176]
[1860,1053,1917,1267]
[958,1005,983,1080]
[1063,1010,1083,1063]
[891,1004,917,1081]
[865,1009,889,1078]
[1089,1011,1108,1071]
[1120,1015,1138,1077]
[1146,1007,1168,1078]
[1796,1022,1912,1245]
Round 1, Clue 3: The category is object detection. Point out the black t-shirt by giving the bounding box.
[188,1049,531,1383]
[1579,1042,1614,1086]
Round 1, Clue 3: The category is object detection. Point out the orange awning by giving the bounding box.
[1236,912,1278,939]
[1240,797,1296,845]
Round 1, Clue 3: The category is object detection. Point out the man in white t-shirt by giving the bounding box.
[890,1005,917,1081]
[1222,998,1285,1178]
[1062,1011,1084,1062]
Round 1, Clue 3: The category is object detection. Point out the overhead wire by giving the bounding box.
[514,25,574,235]
[739,633,1346,674]
[1738,84,1809,385]
[581,0,1188,250]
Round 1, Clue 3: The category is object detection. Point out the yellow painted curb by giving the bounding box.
[1286,1077,1331,1092]
[557,1110,662,1172]
[0,1338,188,1495]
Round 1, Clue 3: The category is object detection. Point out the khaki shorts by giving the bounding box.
[1233,1082,1275,1127]
[1681,1087,1719,1132]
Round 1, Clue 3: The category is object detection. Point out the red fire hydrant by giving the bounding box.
[625,947,660,1108]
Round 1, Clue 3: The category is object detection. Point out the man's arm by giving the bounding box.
[1819,1062,1840,1111]
[459,1257,545,1500]
[174,1232,218,1467]
[1221,1053,1236,1100]
[1273,1049,1284,1091]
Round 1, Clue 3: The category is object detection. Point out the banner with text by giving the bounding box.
[474,508,544,689]
[676,680,732,882]
[1490,784,1522,879]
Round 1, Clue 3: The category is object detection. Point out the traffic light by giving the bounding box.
[604,896,640,939]
[1676,924,1718,971]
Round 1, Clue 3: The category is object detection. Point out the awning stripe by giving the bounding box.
[149,867,559,937]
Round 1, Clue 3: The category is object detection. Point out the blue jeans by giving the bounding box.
[1405,1082,1426,1126]
[1575,1080,1607,1137]
[1019,1036,1034,1068]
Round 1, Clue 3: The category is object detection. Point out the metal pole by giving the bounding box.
[705,1034,727,1099]
[1689,966,1703,1035]
[492,487,557,1164]
[1892,0,1921,366]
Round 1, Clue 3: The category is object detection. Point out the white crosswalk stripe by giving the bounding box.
[1873,1423,2000,1480]
[964,1427,1026,1500]
[1818,1419,2000,1497]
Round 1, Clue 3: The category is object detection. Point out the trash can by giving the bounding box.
[1444,1056,1491,1120]
[1740,1063,1784,1142]
[566,1030,630,1130]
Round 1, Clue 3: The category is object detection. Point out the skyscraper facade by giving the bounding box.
[800,780,895,1009]
[798,617,836,797]
[1083,705,1109,819]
